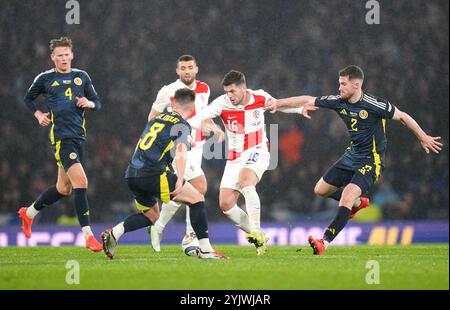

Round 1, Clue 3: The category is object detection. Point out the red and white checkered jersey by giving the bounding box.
[152,79,210,148]
[190,89,273,160]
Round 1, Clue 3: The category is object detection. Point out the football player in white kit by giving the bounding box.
[189,70,317,255]
[147,55,223,252]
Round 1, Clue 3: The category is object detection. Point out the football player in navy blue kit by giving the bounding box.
[100,88,227,260]
[268,65,443,255]
[19,37,103,252]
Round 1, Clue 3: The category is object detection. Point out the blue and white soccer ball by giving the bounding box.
[181,232,200,256]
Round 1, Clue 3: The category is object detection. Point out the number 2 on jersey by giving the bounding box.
[351,118,358,131]
[139,123,166,150]
[65,87,73,101]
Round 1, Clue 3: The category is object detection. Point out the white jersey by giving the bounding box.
[152,79,210,148]
[190,89,273,161]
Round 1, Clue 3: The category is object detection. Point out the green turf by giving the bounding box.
[0,244,448,289]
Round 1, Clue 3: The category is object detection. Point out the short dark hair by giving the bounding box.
[222,70,246,86]
[339,65,364,81]
[174,88,196,106]
[49,36,73,52]
[177,55,196,65]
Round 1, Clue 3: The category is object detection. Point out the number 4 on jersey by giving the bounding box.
[65,87,73,101]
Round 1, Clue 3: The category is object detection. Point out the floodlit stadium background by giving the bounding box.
[0,0,448,246]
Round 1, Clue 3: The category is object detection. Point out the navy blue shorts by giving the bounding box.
[51,138,85,171]
[323,153,382,196]
[126,170,179,211]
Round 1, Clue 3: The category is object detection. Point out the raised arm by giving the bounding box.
[392,108,443,154]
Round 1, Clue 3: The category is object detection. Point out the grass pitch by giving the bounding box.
[0,244,447,290]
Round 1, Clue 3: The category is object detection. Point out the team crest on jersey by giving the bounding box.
[359,110,368,119]
[69,152,78,160]
[251,110,262,126]
[74,77,82,86]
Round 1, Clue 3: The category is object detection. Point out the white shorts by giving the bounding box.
[172,146,204,181]
[220,146,270,191]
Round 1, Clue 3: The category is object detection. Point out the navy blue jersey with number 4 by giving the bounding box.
[315,92,396,167]
[24,68,101,144]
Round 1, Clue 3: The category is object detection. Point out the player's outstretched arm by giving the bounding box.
[266,96,317,113]
[278,105,319,119]
[392,108,443,154]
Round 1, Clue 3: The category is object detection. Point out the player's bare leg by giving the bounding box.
[314,178,339,197]
[66,163,102,252]
[239,168,269,256]
[314,177,369,219]
[173,181,227,259]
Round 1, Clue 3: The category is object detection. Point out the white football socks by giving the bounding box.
[81,226,94,240]
[185,206,195,234]
[26,204,39,219]
[353,198,362,208]
[154,200,182,233]
[223,205,251,233]
[242,186,261,231]
[198,238,214,252]
[112,222,125,241]
[241,186,261,232]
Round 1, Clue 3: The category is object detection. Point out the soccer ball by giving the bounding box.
[181,232,200,256]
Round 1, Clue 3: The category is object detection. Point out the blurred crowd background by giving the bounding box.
[0,0,448,225]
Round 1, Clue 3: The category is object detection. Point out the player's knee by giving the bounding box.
[314,181,327,197]
[239,178,257,189]
[75,178,88,189]
[56,183,72,196]
[196,182,207,195]
[193,192,205,203]
[341,184,361,206]
[219,196,234,212]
